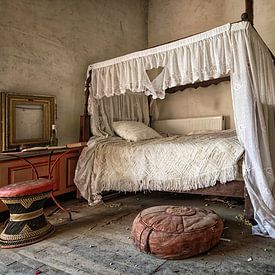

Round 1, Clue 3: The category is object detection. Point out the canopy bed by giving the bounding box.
[75,12,275,238]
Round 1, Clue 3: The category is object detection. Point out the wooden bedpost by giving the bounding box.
[241,0,275,66]
[79,69,92,142]
[244,187,254,221]
[148,95,153,127]
[241,0,253,25]
[240,0,254,219]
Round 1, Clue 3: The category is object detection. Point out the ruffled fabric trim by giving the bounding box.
[87,23,235,100]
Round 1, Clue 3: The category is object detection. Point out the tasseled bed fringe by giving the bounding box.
[88,165,240,205]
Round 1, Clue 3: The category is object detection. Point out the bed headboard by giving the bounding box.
[152,116,225,135]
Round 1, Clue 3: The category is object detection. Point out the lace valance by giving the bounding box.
[87,23,232,100]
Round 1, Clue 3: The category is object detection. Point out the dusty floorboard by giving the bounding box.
[0,192,274,275]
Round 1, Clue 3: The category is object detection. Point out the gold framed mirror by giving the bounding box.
[0,92,56,151]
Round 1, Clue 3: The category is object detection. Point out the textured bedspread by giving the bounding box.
[74,130,244,204]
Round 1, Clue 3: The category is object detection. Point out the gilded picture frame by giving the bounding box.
[0,92,56,151]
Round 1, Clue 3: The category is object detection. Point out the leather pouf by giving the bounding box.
[131,205,224,259]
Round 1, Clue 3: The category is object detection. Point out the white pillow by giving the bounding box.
[113,121,161,142]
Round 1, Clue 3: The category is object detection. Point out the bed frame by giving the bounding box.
[78,1,272,221]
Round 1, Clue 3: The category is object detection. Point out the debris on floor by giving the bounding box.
[204,197,240,208]
[106,202,123,208]
[235,214,253,226]
[0,193,274,274]
[247,257,253,262]
[220,238,231,242]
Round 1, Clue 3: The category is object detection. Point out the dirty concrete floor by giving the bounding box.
[0,192,274,275]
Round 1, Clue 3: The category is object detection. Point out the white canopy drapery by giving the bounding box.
[86,21,275,238]
[90,92,150,137]
[230,23,275,237]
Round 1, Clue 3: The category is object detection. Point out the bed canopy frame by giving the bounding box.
[79,1,275,238]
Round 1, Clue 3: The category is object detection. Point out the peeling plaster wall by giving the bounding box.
[0,0,148,144]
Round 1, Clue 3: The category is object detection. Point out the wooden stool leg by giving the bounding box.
[50,193,72,221]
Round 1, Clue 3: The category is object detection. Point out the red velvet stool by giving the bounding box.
[0,178,55,248]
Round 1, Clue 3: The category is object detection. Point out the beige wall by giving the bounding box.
[0,0,148,144]
[148,0,275,129]
[148,0,244,47]
[156,82,234,129]
[254,0,275,53]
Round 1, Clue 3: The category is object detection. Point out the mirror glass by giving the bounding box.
[15,103,44,140]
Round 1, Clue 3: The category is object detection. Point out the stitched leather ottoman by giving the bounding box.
[0,179,55,248]
[131,205,224,259]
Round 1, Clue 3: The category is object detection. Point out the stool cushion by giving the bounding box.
[131,205,224,259]
[0,179,53,197]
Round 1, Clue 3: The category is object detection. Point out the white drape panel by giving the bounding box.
[85,21,275,238]
[88,24,232,100]
[89,92,149,136]
[230,23,275,237]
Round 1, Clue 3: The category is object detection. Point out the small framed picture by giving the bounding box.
[0,92,56,151]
